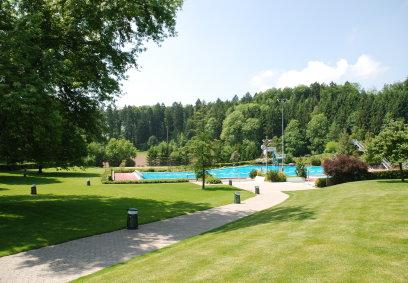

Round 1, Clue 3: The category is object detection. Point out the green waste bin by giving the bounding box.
[255,186,260,194]
[127,208,138,230]
[234,192,241,204]
[31,184,37,195]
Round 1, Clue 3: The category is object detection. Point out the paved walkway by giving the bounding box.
[0,181,315,283]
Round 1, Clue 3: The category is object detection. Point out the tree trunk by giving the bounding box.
[202,168,205,189]
[38,164,43,174]
[399,162,404,182]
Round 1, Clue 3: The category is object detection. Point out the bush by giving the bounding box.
[256,170,265,177]
[295,158,307,178]
[125,158,135,167]
[265,170,287,182]
[323,154,368,185]
[315,178,328,187]
[249,169,258,179]
[310,156,321,166]
[101,168,113,183]
[206,175,222,184]
[324,141,339,154]
[105,138,137,167]
[85,142,105,167]
[284,154,295,164]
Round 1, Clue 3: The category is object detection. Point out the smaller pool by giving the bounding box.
[141,165,324,180]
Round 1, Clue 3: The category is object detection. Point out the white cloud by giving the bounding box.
[250,54,386,90]
[350,54,383,78]
[250,70,277,91]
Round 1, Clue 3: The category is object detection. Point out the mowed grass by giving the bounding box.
[0,168,253,257]
[77,180,408,283]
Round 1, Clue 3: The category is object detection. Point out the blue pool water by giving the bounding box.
[141,165,324,180]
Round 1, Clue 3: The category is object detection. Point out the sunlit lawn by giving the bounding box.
[77,180,408,282]
[0,167,253,257]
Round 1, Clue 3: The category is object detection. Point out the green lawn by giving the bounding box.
[76,180,408,283]
[0,168,253,257]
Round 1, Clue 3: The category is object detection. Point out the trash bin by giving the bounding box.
[86,179,91,186]
[31,184,37,195]
[255,185,260,194]
[127,208,138,230]
[234,192,241,204]
[228,179,232,186]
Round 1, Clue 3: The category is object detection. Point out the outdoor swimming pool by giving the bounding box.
[141,165,324,180]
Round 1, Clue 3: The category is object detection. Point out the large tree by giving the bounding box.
[284,119,306,157]
[306,113,329,154]
[188,109,218,189]
[0,0,183,166]
[365,120,408,181]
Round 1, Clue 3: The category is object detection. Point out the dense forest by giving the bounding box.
[104,80,408,165]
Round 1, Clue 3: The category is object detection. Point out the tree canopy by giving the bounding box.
[365,120,408,181]
[105,80,408,164]
[0,0,183,166]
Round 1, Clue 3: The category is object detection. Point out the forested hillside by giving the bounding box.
[105,80,408,165]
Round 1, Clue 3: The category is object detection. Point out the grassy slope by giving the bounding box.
[77,180,408,283]
[0,168,253,257]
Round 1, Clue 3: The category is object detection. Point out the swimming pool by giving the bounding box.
[141,165,324,180]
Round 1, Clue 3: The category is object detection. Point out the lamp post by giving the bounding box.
[277,98,287,171]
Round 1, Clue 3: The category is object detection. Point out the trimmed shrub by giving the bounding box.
[249,169,258,179]
[206,175,222,184]
[295,159,307,178]
[323,154,368,185]
[265,170,287,182]
[256,170,265,177]
[315,178,328,187]
[310,156,321,166]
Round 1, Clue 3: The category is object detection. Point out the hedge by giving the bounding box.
[366,169,408,180]
[214,160,257,167]
[102,179,189,184]
[315,169,408,187]
[101,167,189,184]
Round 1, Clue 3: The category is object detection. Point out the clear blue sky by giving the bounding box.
[118,0,408,106]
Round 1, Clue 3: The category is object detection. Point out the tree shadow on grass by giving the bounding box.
[0,170,102,186]
[0,194,213,259]
[0,175,62,185]
[5,170,101,179]
[202,185,245,192]
[0,193,221,279]
[211,206,316,234]
[34,171,101,178]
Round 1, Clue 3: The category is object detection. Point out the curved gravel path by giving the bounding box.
[0,181,315,283]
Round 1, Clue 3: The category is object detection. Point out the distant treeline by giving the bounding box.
[105,80,408,163]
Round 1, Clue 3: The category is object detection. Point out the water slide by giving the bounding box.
[351,139,392,170]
